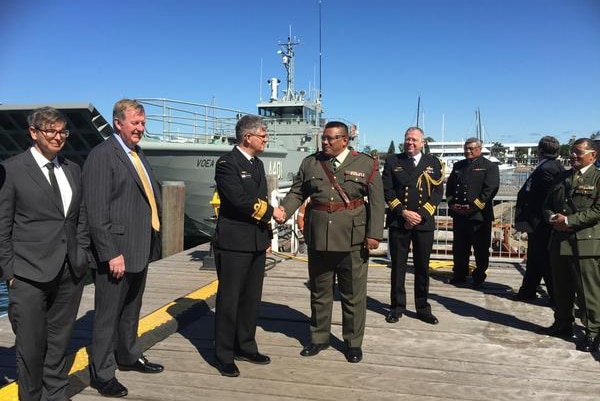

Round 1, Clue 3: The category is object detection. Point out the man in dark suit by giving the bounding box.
[513,136,564,303]
[446,137,500,289]
[0,107,93,401]
[278,121,385,363]
[212,115,285,377]
[83,99,163,397]
[382,127,444,325]
[541,138,600,351]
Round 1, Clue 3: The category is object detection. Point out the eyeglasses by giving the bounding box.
[248,133,269,141]
[37,128,70,138]
[321,134,346,143]
[464,145,481,151]
[570,148,595,157]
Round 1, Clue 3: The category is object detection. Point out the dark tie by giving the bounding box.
[46,162,64,214]
[409,157,416,167]
[331,158,338,171]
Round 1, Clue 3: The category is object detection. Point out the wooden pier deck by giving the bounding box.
[1,245,599,401]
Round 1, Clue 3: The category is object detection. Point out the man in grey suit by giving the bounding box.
[0,107,93,401]
[83,99,163,398]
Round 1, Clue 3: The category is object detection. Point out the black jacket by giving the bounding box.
[446,156,500,222]
[213,147,273,252]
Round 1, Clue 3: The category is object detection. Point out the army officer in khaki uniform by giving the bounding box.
[278,121,385,363]
[542,138,600,352]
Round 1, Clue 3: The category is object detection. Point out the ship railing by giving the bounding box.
[270,187,527,264]
[138,98,249,143]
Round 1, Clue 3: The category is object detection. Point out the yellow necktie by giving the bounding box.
[130,150,160,231]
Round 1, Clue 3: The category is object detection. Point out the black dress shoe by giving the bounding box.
[118,355,164,373]
[215,359,240,377]
[448,276,466,285]
[577,335,599,352]
[511,292,537,301]
[94,378,128,398]
[537,322,574,338]
[345,347,363,363]
[300,343,329,357]
[385,310,402,323]
[472,280,485,290]
[235,351,271,365]
[416,312,439,325]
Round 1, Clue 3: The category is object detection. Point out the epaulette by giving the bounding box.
[353,150,376,159]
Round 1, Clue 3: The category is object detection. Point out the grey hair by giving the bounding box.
[235,115,266,143]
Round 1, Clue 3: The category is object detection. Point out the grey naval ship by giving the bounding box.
[137,35,357,239]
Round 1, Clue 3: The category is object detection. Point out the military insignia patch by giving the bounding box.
[345,171,366,178]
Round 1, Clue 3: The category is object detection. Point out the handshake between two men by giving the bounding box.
[273,206,287,224]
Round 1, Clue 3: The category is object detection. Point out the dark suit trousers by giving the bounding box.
[8,264,84,401]
[451,217,492,282]
[519,226,554,301]
[214,247,266,364]
[388,228,433,314]
[307,248,368,348]
[90,265,148,382]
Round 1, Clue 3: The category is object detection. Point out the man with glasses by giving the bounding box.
[83,99,164,397]
[382,127,444,325]
[541,138,600,352]
[0,107,94,401]
[278,121,384,363]
[212,115,285,377]
[446,137,499,289]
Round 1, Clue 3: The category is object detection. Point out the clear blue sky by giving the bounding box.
[1,0,599,150]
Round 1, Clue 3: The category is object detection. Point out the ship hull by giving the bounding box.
[141,141,309,237]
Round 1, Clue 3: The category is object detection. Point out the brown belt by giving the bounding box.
[311,198,365,212]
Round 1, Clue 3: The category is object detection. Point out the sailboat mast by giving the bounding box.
[476,108,482,142]
[416,96,421,128]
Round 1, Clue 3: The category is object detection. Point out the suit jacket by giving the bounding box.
[382,152,444,231]
[515,158,564,231]
[0,150,93,282]
[543,166,600,257]
[213,147,273,252]
[82,135,162,272]
[446,156,500,222]
[280,150,385,252]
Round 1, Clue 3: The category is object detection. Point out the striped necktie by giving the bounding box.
[130,150,160,231]
[331,158,338,171]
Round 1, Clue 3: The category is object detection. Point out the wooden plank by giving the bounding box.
[1,244,599,401]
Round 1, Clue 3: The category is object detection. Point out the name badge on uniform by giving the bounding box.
[394,166,404,172]
[240,171,252,179]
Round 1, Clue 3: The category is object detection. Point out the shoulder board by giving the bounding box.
[353,150,375,159]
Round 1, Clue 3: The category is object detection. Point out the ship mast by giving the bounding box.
[277,27,300,101]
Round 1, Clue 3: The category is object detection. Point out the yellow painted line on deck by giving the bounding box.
[272,251,468,270]
[0,279,219,401]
